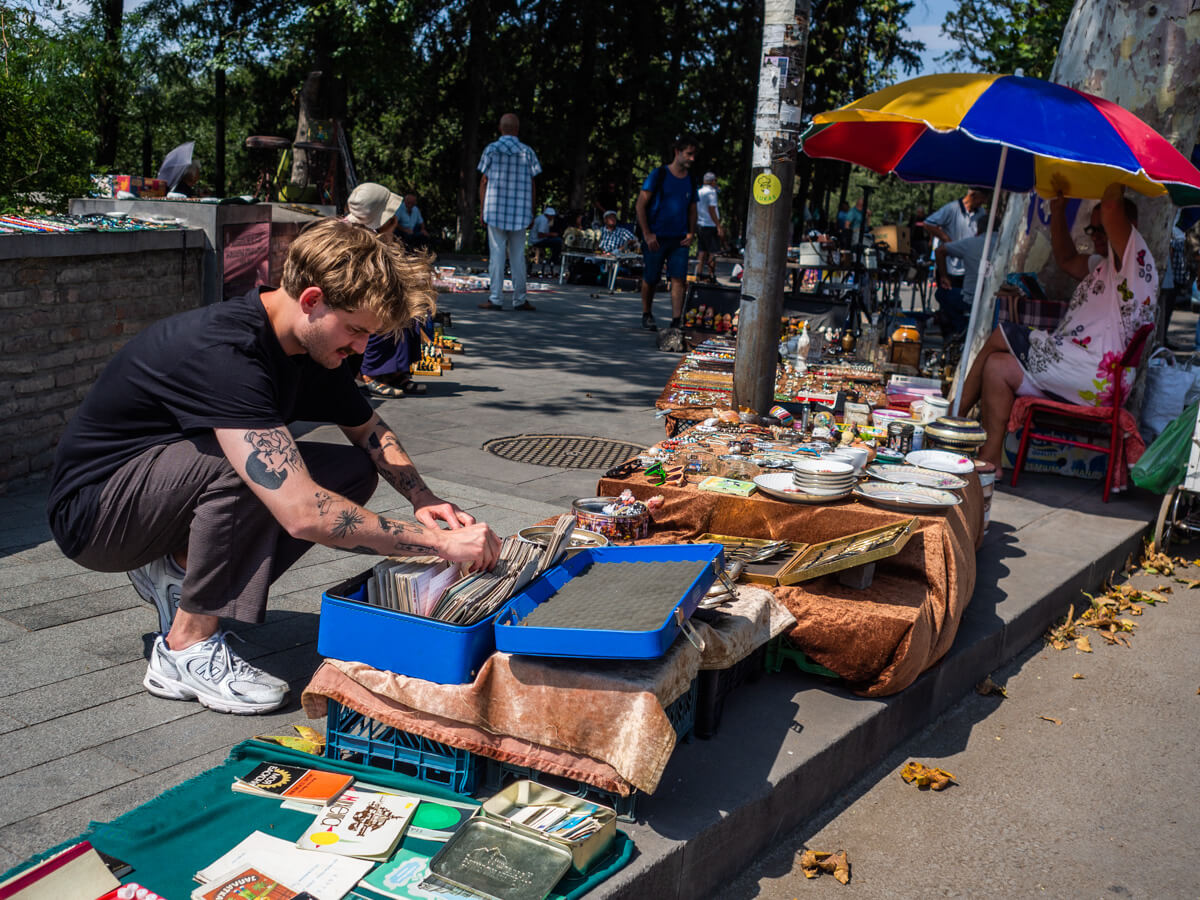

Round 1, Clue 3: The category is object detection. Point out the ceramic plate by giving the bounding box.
[853,482,962,510]
[754,473,852,504]
[793,458,855,476]
[866,464,968,490]
[905,449,976,475]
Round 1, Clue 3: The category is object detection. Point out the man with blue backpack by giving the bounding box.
[635,136,699,331]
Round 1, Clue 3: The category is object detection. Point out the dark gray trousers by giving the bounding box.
[73,434,377,623]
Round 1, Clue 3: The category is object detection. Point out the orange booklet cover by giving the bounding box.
[232,763,353,806]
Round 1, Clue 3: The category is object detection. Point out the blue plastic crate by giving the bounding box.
[482,679,697,822]
[495,545,724,659]
[324,699,480,794]
[319,569,497,684]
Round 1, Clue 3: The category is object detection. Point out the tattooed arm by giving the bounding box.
[341,413,476,531]
[214,426,501,571]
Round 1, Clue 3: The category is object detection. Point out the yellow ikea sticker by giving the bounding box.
[754,173,782,205]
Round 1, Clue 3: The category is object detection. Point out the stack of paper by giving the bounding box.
[195,831,373,900]
[367,559,461,617]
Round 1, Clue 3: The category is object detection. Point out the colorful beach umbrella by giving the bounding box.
[802,73,1200,206]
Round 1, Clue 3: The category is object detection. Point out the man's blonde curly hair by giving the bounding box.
[282,218,436,336]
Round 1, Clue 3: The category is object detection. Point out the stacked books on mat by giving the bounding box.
[361,515,577,627]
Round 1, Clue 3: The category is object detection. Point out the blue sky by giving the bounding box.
[903,0,960,76]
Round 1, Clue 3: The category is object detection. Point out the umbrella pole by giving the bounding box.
[950,144,1007,416]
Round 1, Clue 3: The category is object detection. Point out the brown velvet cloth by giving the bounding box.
[302,589,790,797]
[595,469,983,696]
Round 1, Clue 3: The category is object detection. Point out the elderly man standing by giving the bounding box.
[695,172,724,282]
[922,188,987,334]
[478,113,542,312]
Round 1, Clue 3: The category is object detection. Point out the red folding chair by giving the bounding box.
[1010,323,1155,502]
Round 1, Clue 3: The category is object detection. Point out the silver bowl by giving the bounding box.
[517,526,609,556]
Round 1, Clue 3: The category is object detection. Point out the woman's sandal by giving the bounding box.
[398,379,427,395]
[357,375,406,398]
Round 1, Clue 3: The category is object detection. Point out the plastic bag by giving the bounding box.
[1131,401,1197,494]
[1141,348,1200,442]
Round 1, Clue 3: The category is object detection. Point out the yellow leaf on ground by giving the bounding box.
[900,760,957,790]
[1075,636,1093,653]
[1073,673,1085,679]
[799,849,851,884]
[1038,715,1062,725]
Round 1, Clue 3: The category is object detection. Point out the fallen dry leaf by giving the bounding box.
[1075,636,1093,653]
[975,676,1007,697]
[1038,715,1062,724]
[900,761,957,790]
[799,849,851,884]
[1073,673,1085,679]
[1173,577,1200,589]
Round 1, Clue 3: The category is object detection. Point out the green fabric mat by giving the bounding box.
[1,739,632,899]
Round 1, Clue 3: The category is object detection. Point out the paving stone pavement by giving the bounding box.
[0,280,676,868]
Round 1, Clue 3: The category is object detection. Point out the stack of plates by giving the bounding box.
[791,458,857,499]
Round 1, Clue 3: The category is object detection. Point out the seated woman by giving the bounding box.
[957,182,1158,470]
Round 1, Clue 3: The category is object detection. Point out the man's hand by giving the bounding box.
[645,232,660,252]
[435,522,503,573]
[411,490,476,530]
[938,272,952,289]
[680,232,694,247]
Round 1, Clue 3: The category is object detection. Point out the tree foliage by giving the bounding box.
[939,0,1073,80]
[4,0,933,244]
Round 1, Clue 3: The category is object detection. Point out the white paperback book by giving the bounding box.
[194,830,373,900]
[297,790,420,861]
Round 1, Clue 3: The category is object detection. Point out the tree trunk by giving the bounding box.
[733,0,812,414]
[566,3,599,212]
[290,71,322,188]
[95,0,123,168]
[966,1,1200,374]
[455,0,491,252]
[215,33,226,196]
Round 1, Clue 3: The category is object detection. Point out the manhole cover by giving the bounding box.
[482,434,645,469]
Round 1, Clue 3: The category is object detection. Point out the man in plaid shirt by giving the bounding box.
[478,113,542,311]
[598,211,637,254]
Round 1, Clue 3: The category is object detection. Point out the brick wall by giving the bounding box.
[0,230,205,491]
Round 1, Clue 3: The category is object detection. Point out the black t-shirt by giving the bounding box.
[47,288,373,558]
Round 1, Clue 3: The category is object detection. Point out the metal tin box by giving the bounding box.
[319,569,496,684]
[480,780,617,873]
[429,817,573,900]
[695,534,810,586]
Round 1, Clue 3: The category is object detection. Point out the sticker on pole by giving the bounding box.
[754,173,782,205]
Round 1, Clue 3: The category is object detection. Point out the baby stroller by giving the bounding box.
[1151,399,1200,550]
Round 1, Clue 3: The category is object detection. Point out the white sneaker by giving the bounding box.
[128,555,184,633]
[143,631,288,714]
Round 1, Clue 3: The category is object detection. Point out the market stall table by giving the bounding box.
[596,466,984,697]
[558,249,641,291]
[303,587,793,799]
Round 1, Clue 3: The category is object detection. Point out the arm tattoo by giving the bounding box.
[366,422,428,500]
[243,428,303,490]
[331,508,365,538]
[315,491,334,516]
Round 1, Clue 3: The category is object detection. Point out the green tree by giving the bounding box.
[0,5,95,208]
[939,0,1073,80]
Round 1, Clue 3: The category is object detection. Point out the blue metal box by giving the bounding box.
[494,544,723,659]
[319,570,497,684]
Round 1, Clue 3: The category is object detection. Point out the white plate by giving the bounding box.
[793,458,855,476]
[866,464,968,490]
[905,449,976,475]
[853,482,962,510]
[754,473,852,504]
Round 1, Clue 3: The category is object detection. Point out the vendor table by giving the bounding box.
[558,249,642,291]
[303,587,792,799]
[596,466,984,698]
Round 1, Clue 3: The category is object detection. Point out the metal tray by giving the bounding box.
[781,518,918,584]
[695,533,810,586]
